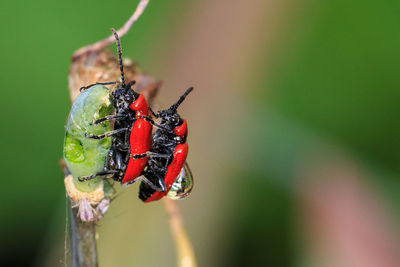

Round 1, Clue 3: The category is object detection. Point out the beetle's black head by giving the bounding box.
[157,109,183,130]
[155,87,193,130]
[112,82,139,113]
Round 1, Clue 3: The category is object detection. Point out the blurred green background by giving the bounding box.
[1,0,400,266]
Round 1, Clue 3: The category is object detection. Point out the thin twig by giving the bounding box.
[72,0,150,59]
[163,199,197,267]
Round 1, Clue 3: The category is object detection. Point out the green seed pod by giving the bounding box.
[63,85,113,192]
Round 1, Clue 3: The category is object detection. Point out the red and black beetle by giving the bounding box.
[139,87,194,202]
[78,29,165,191]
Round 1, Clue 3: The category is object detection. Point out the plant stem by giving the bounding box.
[69,200,98,267]
[72,0,150,59]
[164,199,197,267]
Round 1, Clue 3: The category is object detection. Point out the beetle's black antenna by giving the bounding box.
[111,28,126,87]
[169,87,194,112]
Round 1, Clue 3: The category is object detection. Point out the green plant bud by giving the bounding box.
[63,85,113,192]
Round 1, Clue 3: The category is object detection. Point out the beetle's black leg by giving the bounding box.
[79,81,117,92]
[131,153,147,159]
[156,176,167,192]
[110,130,130,149]
[152,172,168,192]
[140,116,174,134]
[130,152,171,159]
[148,107,158,117]
[138,175,167,192]
[148,161,167,172]
[85,128,129,140]
[90,114,129,125]
[78,170,119,182]
[115,142,130,151]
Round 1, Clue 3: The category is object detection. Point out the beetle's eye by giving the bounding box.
[167,165,193,200]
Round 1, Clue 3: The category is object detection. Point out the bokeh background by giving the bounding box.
[1,0,400,266]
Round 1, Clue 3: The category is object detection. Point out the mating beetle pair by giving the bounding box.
[75,29,193,202]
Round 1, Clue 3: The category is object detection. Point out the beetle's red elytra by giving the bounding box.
[122,95,152,183]
[144,143,189,202]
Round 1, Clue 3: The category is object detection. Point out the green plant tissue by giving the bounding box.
[63,85,113,192]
